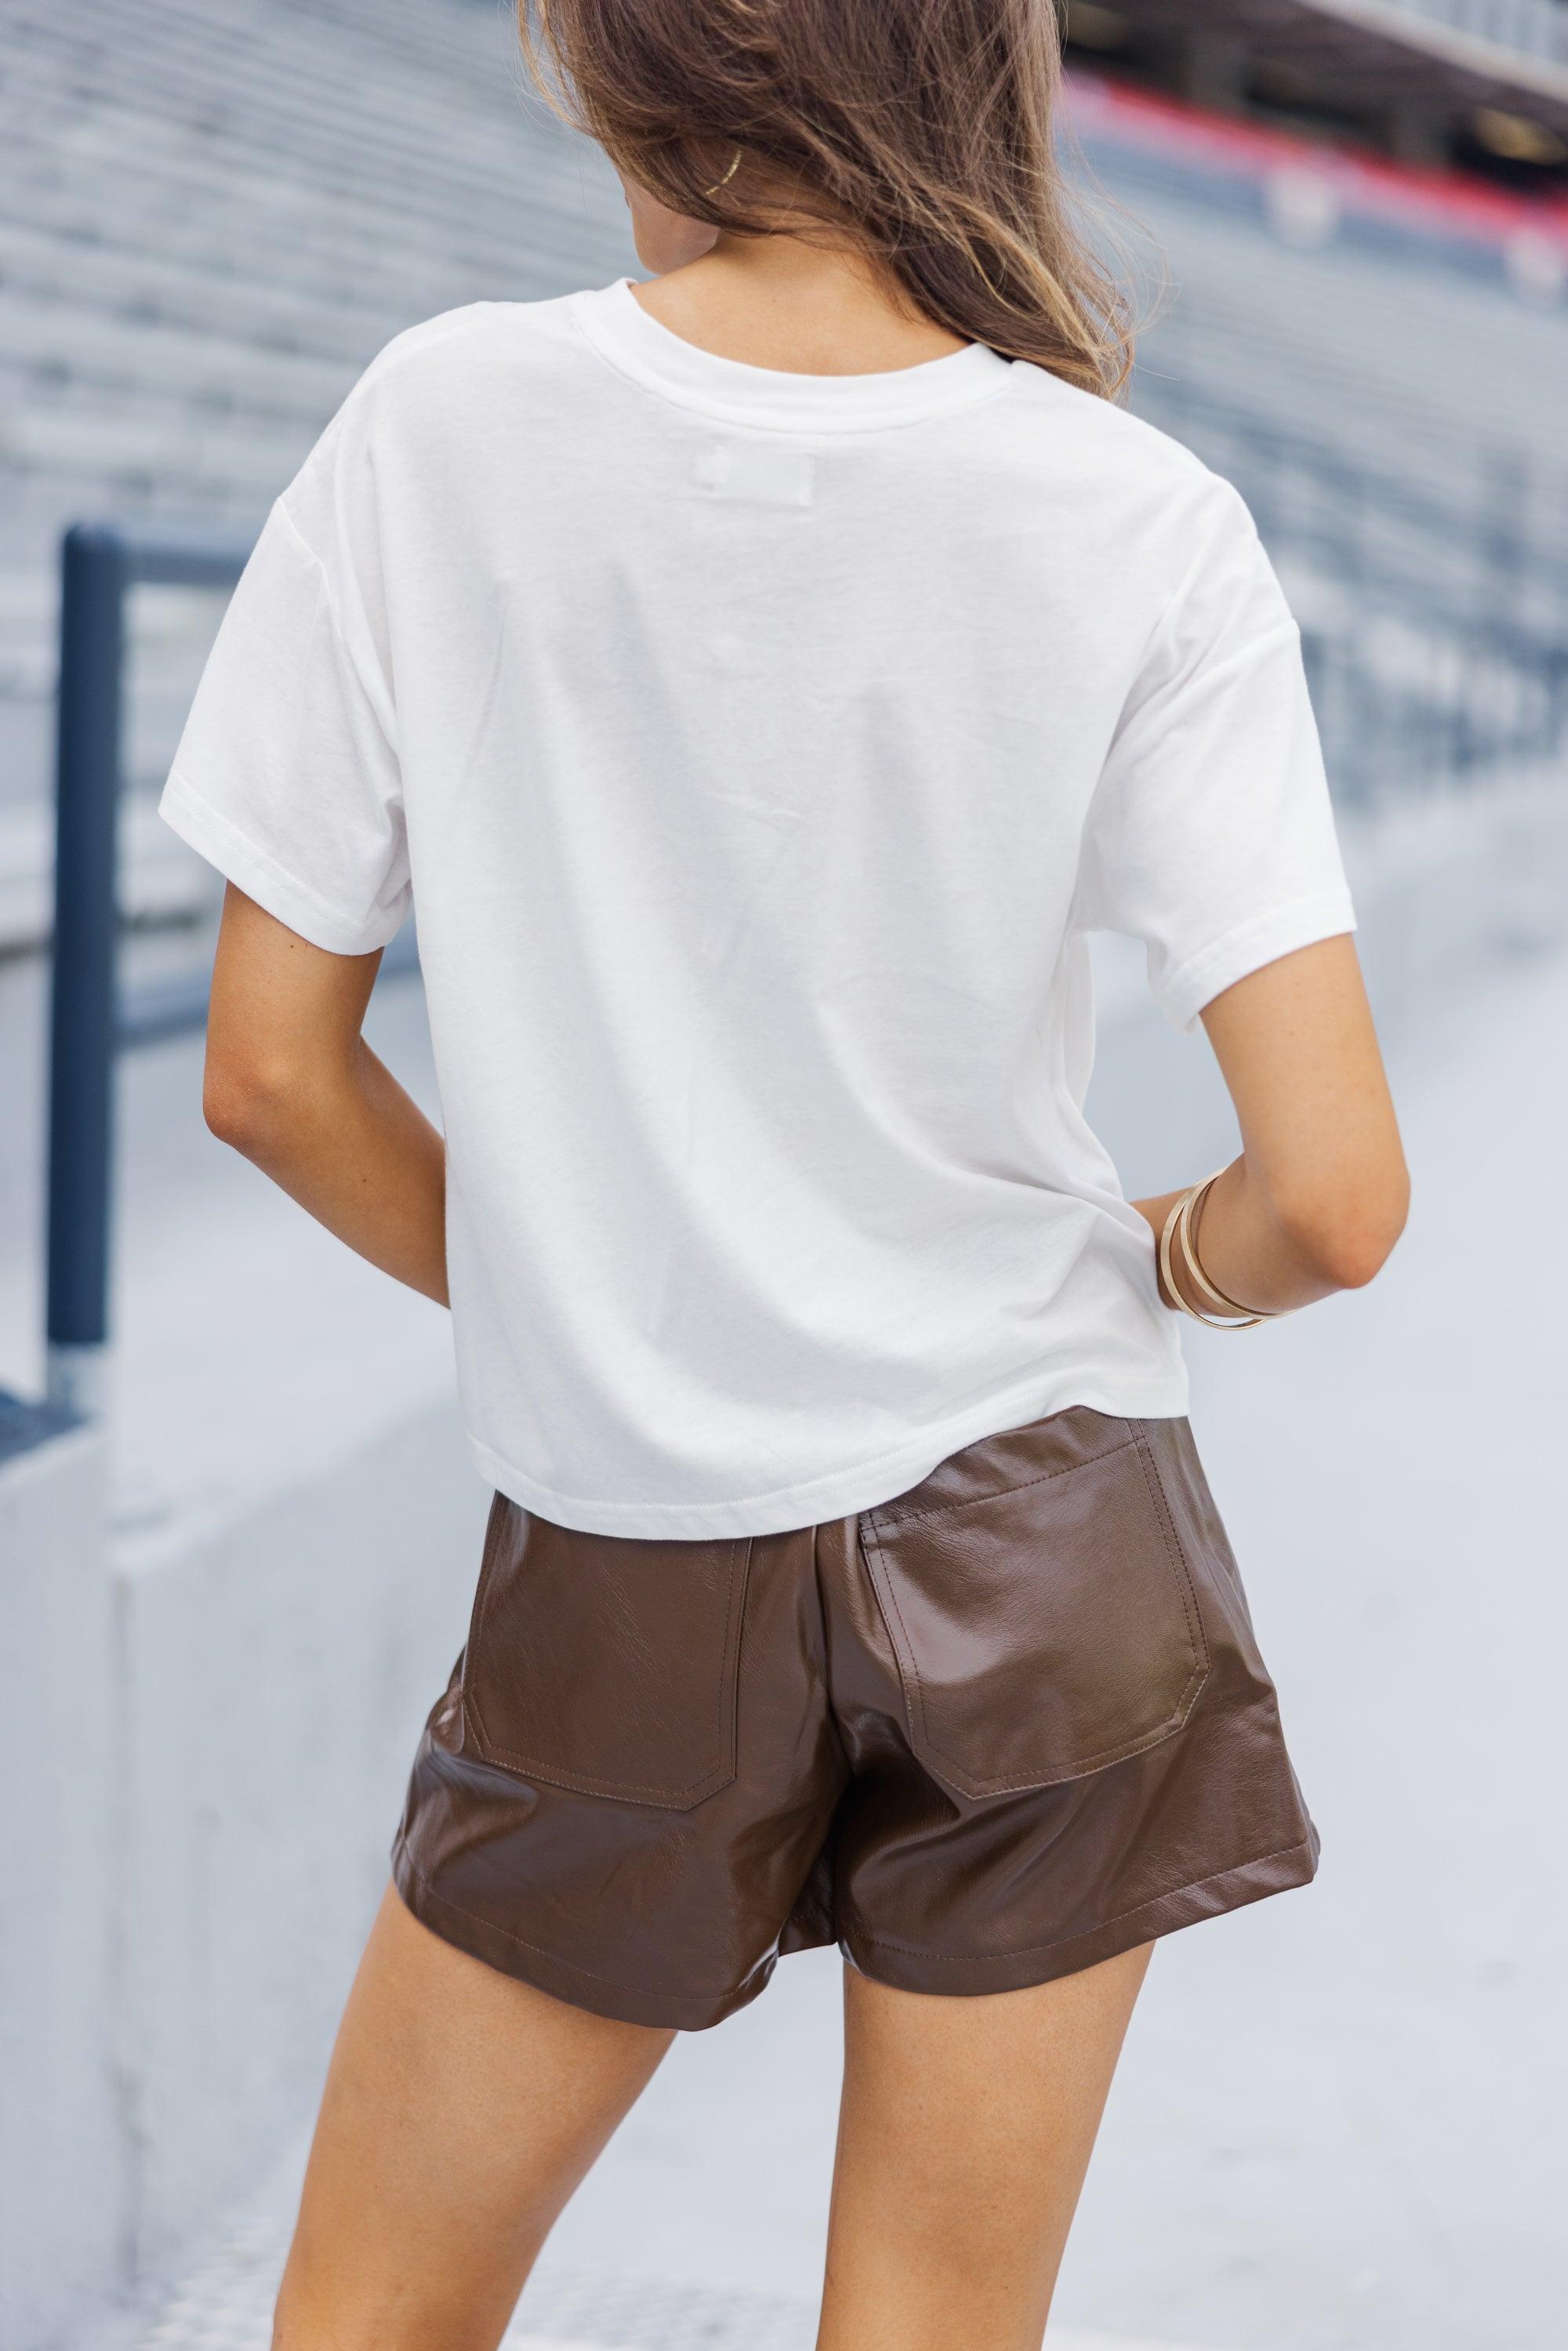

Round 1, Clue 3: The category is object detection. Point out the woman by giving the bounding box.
[165,1,1408,2343]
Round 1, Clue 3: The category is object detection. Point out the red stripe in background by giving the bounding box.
[1066,64,1568,256]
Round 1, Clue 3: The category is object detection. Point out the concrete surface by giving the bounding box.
[113,1393,485,2287]
[0,1413,118,2351]
[54,914,1567,2351]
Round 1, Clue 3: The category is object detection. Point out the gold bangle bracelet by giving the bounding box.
[1159,1170,1279,1330]
[1159,1185,1221,1325]
[1184,1174,1276,1320]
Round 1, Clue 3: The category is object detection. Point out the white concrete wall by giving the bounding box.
[0,1389,486,2346]
[0,1412,121,2351]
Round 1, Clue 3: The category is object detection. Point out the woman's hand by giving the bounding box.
[1133,934,1409,1319]
[201,884,450,1306]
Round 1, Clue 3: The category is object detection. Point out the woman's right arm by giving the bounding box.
[1133,933,1409,1317]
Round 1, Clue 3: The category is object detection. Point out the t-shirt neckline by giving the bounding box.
[572,277,1013,434]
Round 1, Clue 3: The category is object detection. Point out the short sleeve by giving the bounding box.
[159,458,409,957]
[1077,478,1355,1033]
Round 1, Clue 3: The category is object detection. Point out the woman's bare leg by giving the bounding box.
[273,1884,673,2351]
[817,1943,1152,2351]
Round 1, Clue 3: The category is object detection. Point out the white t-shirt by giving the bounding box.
[162,279,1355,1538]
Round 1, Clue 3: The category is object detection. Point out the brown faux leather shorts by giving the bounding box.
[392,1406,1317,2030]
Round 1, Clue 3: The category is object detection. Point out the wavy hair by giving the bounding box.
[520,0,1134,397]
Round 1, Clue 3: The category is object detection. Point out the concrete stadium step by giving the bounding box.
[0,197,587,352]
[288,0,550,92]
[2,85,538,263]
[6,0,521,158]
[0,288,354,421]
[0,405,311,508]
[0,106,535,292]
[0,217,409,364]
[2,2,557,228]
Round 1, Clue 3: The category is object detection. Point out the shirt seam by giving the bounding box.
[268,498,397,759]
[1106,482,1287,735]
[282,299,520,501]
[567,298,1022,441]
[1082,620,1305,918]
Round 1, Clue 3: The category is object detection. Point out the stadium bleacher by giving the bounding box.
[0,0,633,938]
[1,0,1566,941]
[1083,72,1568,802]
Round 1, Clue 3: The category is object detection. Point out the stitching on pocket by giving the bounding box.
[1130,1424,1211,1689]
[863,1437,1211,1797]
[868,1430,1139,1533]
[465,1535,753,1809]
[460,1492,512,1687]
[862,1517,928,1761]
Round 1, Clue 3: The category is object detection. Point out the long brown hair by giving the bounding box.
[520,0,1134,398]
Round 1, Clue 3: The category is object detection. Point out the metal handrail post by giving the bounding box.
[45,524,127,1416]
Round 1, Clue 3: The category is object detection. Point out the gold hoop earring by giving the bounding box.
[702,148,742,200]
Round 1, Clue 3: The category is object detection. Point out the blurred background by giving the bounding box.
[1,2,1564,2347]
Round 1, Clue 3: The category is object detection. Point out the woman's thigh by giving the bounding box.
[273,1882,673,2351]
[818,1944,1152,2351]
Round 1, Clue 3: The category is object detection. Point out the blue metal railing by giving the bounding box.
[44,521,418,1414]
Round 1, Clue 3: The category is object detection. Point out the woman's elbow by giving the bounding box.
[1276,1164,1410,1292]
[202,1042,314,1157]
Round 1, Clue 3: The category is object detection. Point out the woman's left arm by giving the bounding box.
[202,883,449,1305]
[1133,934,1410,1319]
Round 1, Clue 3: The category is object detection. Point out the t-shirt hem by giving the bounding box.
[1158,886,1358,1035]
[159,768,408,957]
[465,1370,1193,1540]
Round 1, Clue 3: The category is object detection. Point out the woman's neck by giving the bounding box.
[630,234,969,377]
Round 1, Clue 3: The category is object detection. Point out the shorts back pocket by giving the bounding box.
[862,1420,1210,1799]
[462,1497,752,1809]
